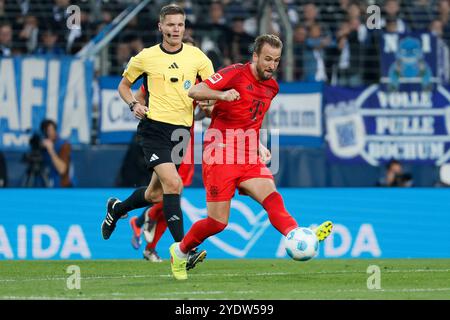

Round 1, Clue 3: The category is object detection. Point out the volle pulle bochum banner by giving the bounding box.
[325,32,450,165]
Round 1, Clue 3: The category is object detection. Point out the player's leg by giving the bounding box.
[143,209,166,262]
[143,202,164,244]
[141,196,207,269]
[169,200,230,280]
[239,178,298,236]
[239,177,333,240]
[169,161,237,280]
[130,206,151,250]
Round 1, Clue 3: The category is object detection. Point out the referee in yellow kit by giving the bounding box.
[101,4,214,263]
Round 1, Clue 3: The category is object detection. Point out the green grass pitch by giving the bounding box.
[0,259,449,300]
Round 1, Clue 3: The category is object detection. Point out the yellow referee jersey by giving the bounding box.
[122,43,214,127]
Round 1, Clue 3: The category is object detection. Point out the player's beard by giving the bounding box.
[256,64,273,81]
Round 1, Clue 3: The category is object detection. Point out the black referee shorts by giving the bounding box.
[136,118,191,171]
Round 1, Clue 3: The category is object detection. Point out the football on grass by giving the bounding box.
[284,227,319,261]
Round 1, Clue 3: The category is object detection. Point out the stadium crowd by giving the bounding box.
[0,0,449,85]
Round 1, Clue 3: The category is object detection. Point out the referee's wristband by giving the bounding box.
[128,100,138,111]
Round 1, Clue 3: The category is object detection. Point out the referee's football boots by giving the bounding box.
[101,198,125,240]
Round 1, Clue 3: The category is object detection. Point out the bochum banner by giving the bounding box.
[324,32,450,165]
[0,56,94,151]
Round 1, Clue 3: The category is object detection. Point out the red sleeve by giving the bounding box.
[140,84,146,94]
[274,80,280,97]
[203,63,244,90]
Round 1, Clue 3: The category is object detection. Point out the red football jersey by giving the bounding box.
[203,63,279,164]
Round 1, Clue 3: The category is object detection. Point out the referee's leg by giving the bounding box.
[153,162,185,242]
[101,172,162,240]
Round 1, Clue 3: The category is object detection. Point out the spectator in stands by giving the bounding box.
[184,18,195,39]
[303,23,333,82]
[430,19,445,37]
[52,0,70,26]
[430,18,450,83]
[127,34,144,56]
[283,0,299,26]
[175,0,196,23]
[223,0,249,24]
[0,150,7,187]
[17,14,39,53]
[301,2,320,30]
[197,1,230,69]
[384,16,400,33]
[437,0,450,46]
[293,24,307,80]
[51,0,83,53]
[405,0,435,32]
[380,0,408,33]
[347,1,363,20]
[0,0,6,21]
[301,2,334,80]
[335,11,369,87]
[0,22,13,56]
[228,16,254,64]
[377,160,413,187]
[113,41,132,75]
[40,119,74,187]
[34,27,65,55]
[208,1,226,25]
[331,0,352,34]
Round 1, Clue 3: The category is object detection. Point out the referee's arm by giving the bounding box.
[118,77,148,119]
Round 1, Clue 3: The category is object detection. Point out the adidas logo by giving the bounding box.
[169,62,179,69]
[167,215,180,222]
[105,213,114,226]
[149,154,159,162]
[246,84,253,91]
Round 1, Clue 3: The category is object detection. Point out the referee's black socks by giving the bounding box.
[163,193,184,242]
[113,187,151,218]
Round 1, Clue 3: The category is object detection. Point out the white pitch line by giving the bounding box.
[290,288,450,294]
[0,269,448,283]
[2,288,449,300]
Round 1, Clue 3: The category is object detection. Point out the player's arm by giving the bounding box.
[192,55,241,102]
[188,82,240,102]
[259,142,271,164]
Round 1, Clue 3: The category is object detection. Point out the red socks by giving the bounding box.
[146,203,167,250]
[262,192,298,236]
[148,202,164,221]
[180,216,227,254]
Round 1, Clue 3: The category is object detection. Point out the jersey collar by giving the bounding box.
[159,43,183,55]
